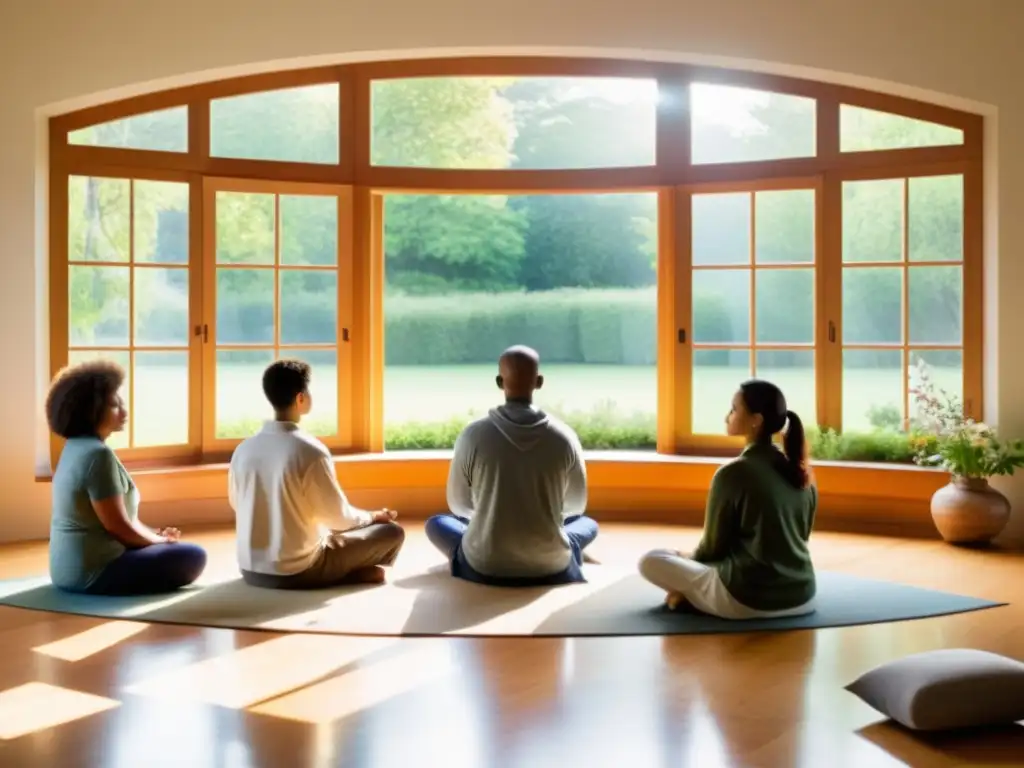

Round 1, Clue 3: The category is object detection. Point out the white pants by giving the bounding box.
[638,549,817,621]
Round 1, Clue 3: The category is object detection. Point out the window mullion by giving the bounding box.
[819,173,844,433]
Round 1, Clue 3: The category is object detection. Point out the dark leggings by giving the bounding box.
[86,543,208,596]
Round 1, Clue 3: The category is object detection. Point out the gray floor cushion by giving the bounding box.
[846,648,1024,731]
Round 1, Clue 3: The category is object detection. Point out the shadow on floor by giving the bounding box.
[858,721,1024,766]
[0,578,378,630]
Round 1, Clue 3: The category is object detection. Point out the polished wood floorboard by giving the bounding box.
[0,526,1021,767]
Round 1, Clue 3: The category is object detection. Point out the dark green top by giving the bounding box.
[692,443,817,611]
[49,437,138,591]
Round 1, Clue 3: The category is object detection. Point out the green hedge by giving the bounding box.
[383,288,658,366]
[215,285,957,369]
[383,418,931,463]
[218,413,930,464]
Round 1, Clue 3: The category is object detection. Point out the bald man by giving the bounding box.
[424,346,598,585]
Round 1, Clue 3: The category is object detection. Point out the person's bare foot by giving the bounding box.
[665,592,695,612]
[345,566,386,585]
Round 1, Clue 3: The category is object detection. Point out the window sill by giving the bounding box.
[36,448,948,497]
[35,449,946,536]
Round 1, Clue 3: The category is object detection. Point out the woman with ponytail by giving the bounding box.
[638,379,818,619]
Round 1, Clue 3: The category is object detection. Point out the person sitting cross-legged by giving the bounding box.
[638,379,817,619]
[46,360,207,595]
[229,359,405,589]
[424,345,598,586]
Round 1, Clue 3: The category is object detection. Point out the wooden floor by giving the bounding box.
[0,526,1021,768]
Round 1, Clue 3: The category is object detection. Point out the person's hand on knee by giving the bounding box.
[158,527,181,542]
[372,509,398,524]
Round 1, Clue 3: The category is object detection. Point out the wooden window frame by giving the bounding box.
[674,176,824,456]
[827,161,981,430]
[49,155,204,469]
[46,56,984,499]
[200,177,356,461]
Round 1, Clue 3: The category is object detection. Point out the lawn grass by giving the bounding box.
[108,362,959,461]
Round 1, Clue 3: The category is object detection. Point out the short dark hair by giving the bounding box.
[45,359,126,439]
[262,359,311,411]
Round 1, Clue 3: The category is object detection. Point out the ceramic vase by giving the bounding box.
[930,476,1011,544]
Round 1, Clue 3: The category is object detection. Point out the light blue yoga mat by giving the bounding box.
[0,568,1004,637]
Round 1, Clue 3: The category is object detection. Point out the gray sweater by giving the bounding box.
[447,403,588,578]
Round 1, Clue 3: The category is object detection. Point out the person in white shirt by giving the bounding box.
[229,360,405,589]
[425,345,597,586]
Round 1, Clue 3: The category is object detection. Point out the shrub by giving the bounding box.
[215,415,931,464]
[806,427,929,463]
[383,288,660,366]
[385,401,658,450]
[216,285,819,369]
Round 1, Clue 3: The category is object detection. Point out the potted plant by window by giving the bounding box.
[911,362,1024,544]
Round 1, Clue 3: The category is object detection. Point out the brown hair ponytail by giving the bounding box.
[738,380,811,489]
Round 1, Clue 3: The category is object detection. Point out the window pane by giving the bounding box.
[282,349,337,437]
[691,84,816,164]
[693,349,751,435]
[67,350,130,450]
[692,193,750,265]
[217,269,274,344]
[134,267,189,346]
[909,266,962,344]
[215,192,275,265]
[843,349,903,432]
[755,269,814,343]
[756,350,816,426]
[69,266,129,346]
[134,351,188,446]
[693,270,750,344]
[840,105,964,152]
[216,349,275,439]
[68,106,188,153]
[210,83,339,164]
[842,267,902,344]
[371,76,657,169]
[909,350,963,425]
[755,189,814,264]
[134,181,189,264]
[281,195,337,266]
[842,179,903,263]
[280,270,337,345]
[909,175,963,262]
[68,176,129,262]
[382,192,658,450]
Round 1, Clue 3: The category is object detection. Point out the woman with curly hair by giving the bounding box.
[46,359,207,594]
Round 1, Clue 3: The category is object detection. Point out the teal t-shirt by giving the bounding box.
[49,437,139,591]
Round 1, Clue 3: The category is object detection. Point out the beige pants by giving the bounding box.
[242,522,406,590]
[638,548,816,620]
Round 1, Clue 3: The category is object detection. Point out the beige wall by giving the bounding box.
[1,0,1021,543]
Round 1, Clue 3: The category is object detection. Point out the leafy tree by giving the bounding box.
[66,76,966,383]
[69,107,187,153]
[372,78,515,169]
[373,78,525,296]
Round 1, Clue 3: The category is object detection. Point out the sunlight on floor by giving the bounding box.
[120,588,205,618]
[0,682,120,740]
[125,634,396,708]
[250,640,457,724]
[33,620,149,662]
